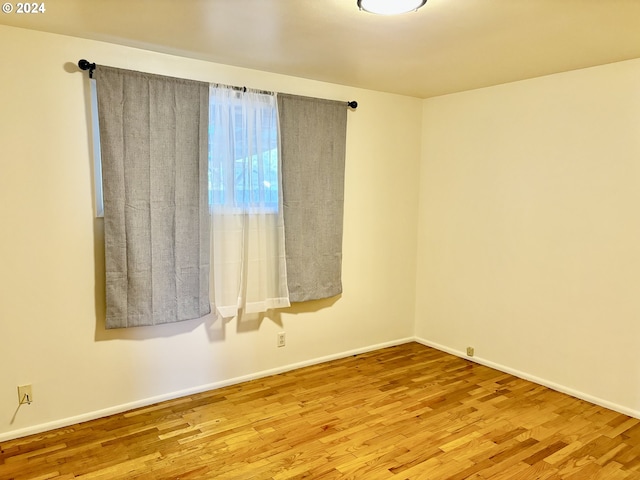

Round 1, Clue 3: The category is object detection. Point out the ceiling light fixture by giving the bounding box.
[357,0,427,15]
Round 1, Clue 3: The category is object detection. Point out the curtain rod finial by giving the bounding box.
[78,59,96,78]
[347,101,358,109]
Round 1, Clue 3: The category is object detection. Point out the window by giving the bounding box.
[94,85,279,218]
[90,78,104,217]
[208,89,279,213]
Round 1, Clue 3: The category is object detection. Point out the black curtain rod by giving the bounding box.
[77,59,358,109]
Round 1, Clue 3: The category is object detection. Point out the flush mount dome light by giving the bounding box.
[357,0,427,15]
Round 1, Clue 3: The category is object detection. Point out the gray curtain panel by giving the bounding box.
[95,66,211,328]
[277,94,348,302]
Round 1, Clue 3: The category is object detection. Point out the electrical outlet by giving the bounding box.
[18,385,33,405]
[277,332,286,347]
[466,347,474,357]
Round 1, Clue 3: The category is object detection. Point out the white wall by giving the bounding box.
[416,58,640,416]
[0,25,422,440]
[7,22,639,443]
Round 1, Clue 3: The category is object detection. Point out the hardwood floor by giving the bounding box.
[2,342,640,479]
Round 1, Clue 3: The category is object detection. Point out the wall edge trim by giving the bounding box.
[415,336,640,420]
[0,337,415,442]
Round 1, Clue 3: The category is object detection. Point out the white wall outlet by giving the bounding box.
[277,332,286,347]
[18,385,33,405]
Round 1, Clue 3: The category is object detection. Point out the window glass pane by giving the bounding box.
[209,91,279,212]
[90,78,104,217]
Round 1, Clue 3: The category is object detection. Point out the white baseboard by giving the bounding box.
[0,337,415,442]
[414,336,640,420]
[11,335,634,443]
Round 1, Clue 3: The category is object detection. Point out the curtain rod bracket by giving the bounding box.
[347,101,358,109]
[78,59,96,78]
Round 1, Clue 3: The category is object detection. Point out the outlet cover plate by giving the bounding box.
[18,385,32,405]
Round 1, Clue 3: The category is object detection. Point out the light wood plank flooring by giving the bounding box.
[2,342,640,479]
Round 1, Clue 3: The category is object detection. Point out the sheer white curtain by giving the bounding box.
[209,86,290,318]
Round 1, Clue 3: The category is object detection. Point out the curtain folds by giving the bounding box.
[209,86,290,318]
[95,66,347,327]
[277,94,348,302]
[96,66,211,328]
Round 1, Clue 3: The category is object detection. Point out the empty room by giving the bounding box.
[2,1,640,478]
